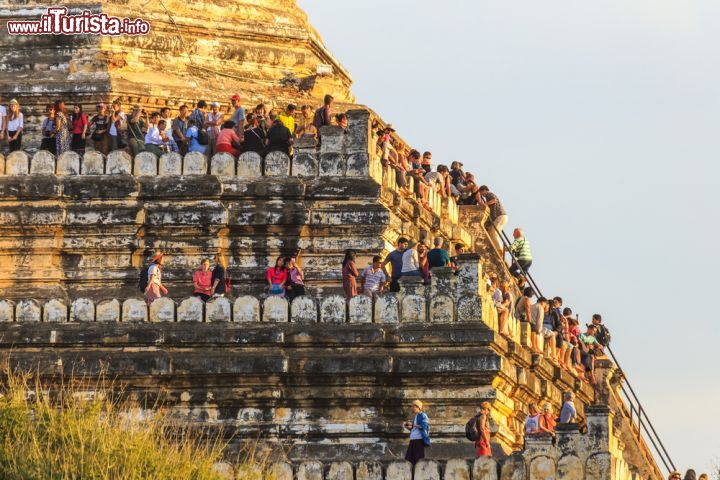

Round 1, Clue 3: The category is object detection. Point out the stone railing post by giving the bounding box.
[454,253,482,297]
[398,276,427,323]
[592,356,617,406]
[430,266,457,298]
[346,109,372,177]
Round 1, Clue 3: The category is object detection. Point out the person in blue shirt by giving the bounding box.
[404,399,430,466]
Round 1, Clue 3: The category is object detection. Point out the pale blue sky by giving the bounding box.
[299,0,720,473]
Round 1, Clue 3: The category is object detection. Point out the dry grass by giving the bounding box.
[0,371,274,480]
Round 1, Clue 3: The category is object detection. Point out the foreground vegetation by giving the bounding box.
[0,372,267,479]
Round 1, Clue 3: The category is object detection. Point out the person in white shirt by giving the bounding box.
[360,255,387,297]
[109,99,126,151]
[144,118,176,156]
[0,95,7,143]
[401,240,422,277]
[6,99,23,152]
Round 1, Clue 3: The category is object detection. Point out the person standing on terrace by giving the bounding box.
[479,185,509,255]
[127,106,147,157]
[6,99,23,152]
[40,104,56,154]
[145,252,168,306]
[90,103,110,155]
[559,391,577,424]
[69,104,88,155]
[475,401,493,458]
[241,113,266,155]
[531,297,548,354]
[342,249,359,299]
[382,237,408,293]
[53,100,71,157]
[361,255,386,297]
[229,94,245,139]
[265,114,293,156]
[190,100,208,132]
[277,104,296,134]
[108,99,126,152]
[0,95,6,145]
[206,102,224,158]
[171,105,189,155]
[404,400,430,466]
[313,94,334,135]
[507,228,532,279]
[295,105,312,137]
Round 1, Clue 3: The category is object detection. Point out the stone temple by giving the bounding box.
[0,2,669,479]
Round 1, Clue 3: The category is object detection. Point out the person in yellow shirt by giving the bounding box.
[277,104,297,135]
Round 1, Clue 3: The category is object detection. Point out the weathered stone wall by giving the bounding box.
[0,259,597,463]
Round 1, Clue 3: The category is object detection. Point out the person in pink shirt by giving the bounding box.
[215,120,242,157]
[266,257,287,297]
[193,258,213,302]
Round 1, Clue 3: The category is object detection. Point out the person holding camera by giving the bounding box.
[127,106,147,157]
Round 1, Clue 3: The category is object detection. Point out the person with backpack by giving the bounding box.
[404,399,430,466]
[591,314,611,347]
[468,401,492,457]
[143,252,168,306]
[211,253,228,297]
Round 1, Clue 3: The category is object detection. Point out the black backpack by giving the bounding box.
[197,128,209,146]
[138,266,150,292]
[465,414,481,442]
[596,324,611,347]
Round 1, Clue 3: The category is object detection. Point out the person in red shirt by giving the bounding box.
[216,120,242,157]
[538,402,557,438]
[266,257,287,297]
[70,104,88,155]
[193,259,213,302]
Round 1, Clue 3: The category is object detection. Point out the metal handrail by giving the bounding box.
[492,222,676,474]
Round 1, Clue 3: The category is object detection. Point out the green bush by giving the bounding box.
[0,372,264,480]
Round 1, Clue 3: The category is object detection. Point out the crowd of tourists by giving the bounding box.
[0,93,343,158]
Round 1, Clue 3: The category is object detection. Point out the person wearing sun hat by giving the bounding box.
[145,251,168,306]
[404,399,430,465]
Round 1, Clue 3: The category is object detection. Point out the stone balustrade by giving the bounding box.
[222,409,624,480]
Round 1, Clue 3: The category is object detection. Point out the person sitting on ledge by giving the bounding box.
[144,118,177,156]
[265,113,293,157]
[427,237,451,270]
[559,391,577,424]
[578,324,601,384]
[285,256,306,303]
[192,258,213,302]
[313,94,334,137]
[400,240,423,278]
[266,257,287,298]
[342,249,359,300]
[360,255,387,298]
[591,313,611,347]
[215,120,242,157]
[241,113,265,155]
[382,236,408,293]
[185,119,206,155]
